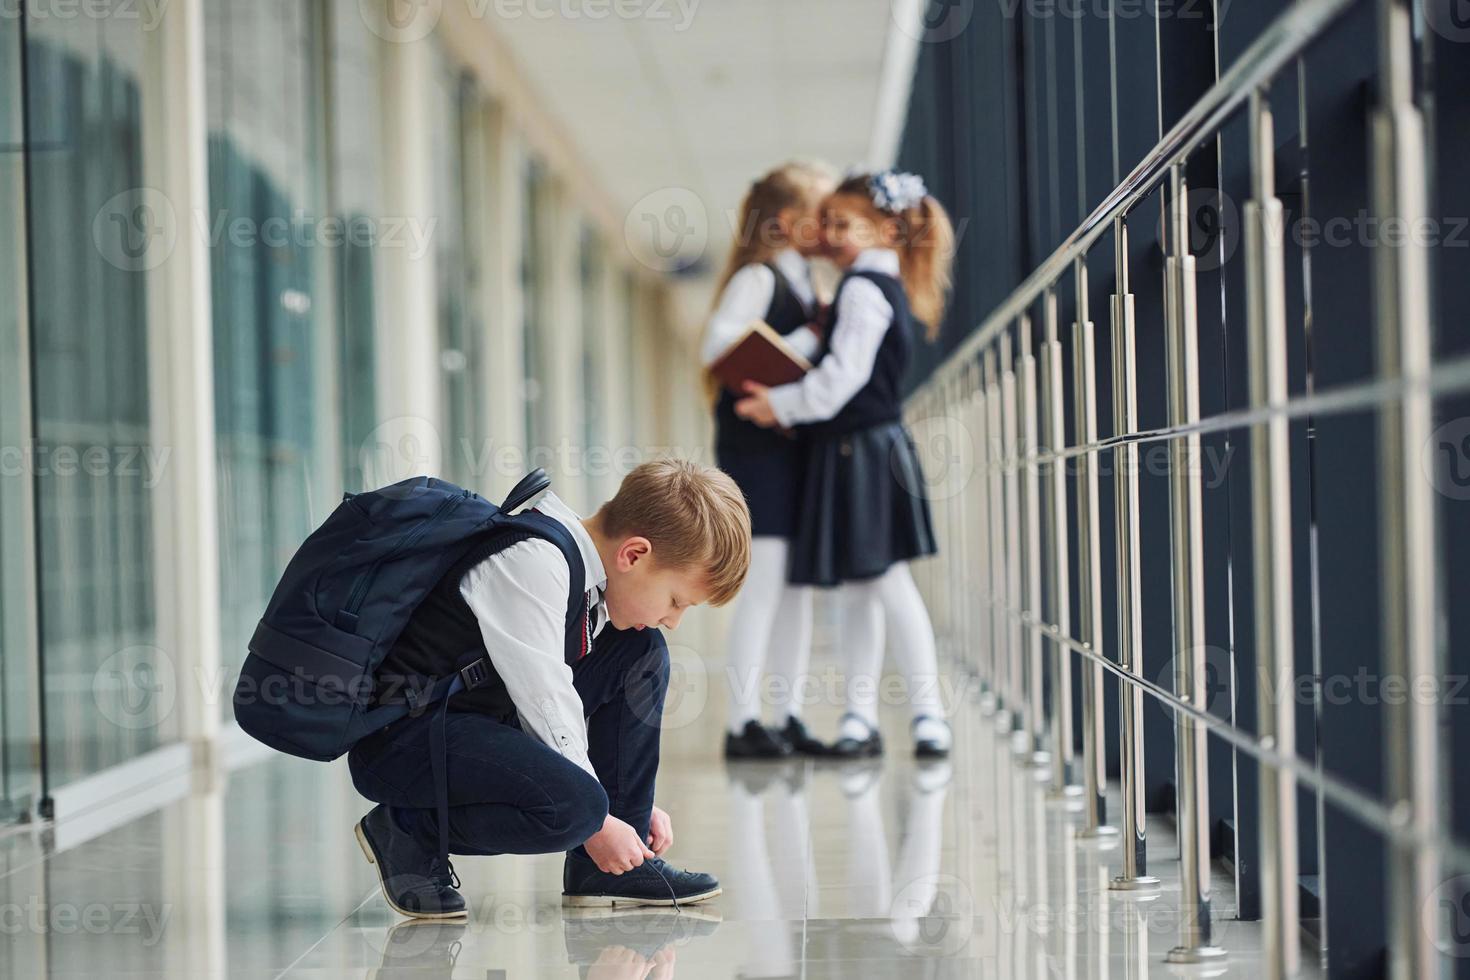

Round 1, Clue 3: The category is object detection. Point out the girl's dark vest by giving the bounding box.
[713,261,811,453]
[801,270,914,438]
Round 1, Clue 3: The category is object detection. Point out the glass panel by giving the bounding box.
[0,9,38,819]
[205,0,328,717]
[579,226,606,506]
[24,8,172,786]
[432,57,483,487]
[521,159,548,457]
[323,0,382,493]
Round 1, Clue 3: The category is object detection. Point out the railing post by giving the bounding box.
[972,360,996,705]
[1073,255,1118,839]
[1018,315,1049,765]
[1040,289,1080,798]
[1245,87,1301,980]
[1372,1,1441,976]
[1001,332,1024,737]
[985,348,1009,721]
[1109,214,1160,894]
[1162,163,1226,964]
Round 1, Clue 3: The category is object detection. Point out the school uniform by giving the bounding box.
[349,491,668,859]
[766,248,937,587]
[703,249,821,538]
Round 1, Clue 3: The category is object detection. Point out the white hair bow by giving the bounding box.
[868,170,928,213]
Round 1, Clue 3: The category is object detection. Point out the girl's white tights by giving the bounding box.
[837,562,944,735]
[725,536,813,733]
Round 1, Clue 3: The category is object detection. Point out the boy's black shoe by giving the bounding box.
[355,805,468,920]
[562,848,722,907]
[563,907,721,963]
[724,720,792,759]
[829,714,884,759]
[370,919,466,978]
[779,715,831,756]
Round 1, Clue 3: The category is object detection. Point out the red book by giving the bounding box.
[708,320,813,395]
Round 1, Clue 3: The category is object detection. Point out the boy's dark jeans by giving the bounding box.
[348,625,670,860]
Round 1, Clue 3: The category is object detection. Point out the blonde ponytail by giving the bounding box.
[899,195,955,340]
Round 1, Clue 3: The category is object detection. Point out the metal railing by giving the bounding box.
[906,0,1455,975]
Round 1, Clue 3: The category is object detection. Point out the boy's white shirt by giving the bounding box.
[700,248,823,367]
[766,248,900,428]
[456,490,608,781]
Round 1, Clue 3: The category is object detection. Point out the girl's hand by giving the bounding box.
[647,805,673,856]
[734,381,779,428]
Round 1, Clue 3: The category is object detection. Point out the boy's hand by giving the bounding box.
[646,805,673,856]
[584,814,656,875]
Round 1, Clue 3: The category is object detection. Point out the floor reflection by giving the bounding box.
[0,660,1319,978]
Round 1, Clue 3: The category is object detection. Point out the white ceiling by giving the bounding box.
[486,0,904,305]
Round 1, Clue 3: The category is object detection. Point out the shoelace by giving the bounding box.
[644,856,680,910]
[434,859,462,891]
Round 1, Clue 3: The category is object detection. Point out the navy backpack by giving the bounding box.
[232,469,587,873]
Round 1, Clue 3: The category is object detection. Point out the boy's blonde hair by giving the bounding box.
[592,458,751,606]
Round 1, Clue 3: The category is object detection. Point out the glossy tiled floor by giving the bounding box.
[0,652,1322,978]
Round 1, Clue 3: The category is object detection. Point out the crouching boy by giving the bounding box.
[351,459,751,918]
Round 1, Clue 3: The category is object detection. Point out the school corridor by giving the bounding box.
[3,0,1469,977]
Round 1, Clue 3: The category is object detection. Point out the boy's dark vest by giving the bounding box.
[801,270,913,437]
[714,261,811,453]
[374,522,590,721]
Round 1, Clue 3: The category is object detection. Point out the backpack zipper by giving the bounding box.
[341,490,468,622]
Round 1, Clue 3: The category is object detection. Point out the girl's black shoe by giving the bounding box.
[779,716,831,756]
[724,719,792,759]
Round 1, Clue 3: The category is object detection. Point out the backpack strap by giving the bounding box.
[403,505,589,880]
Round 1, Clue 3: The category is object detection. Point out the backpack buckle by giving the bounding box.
[459,658,492,691]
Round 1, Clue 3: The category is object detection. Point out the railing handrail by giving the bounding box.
[912,0,1359,402]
